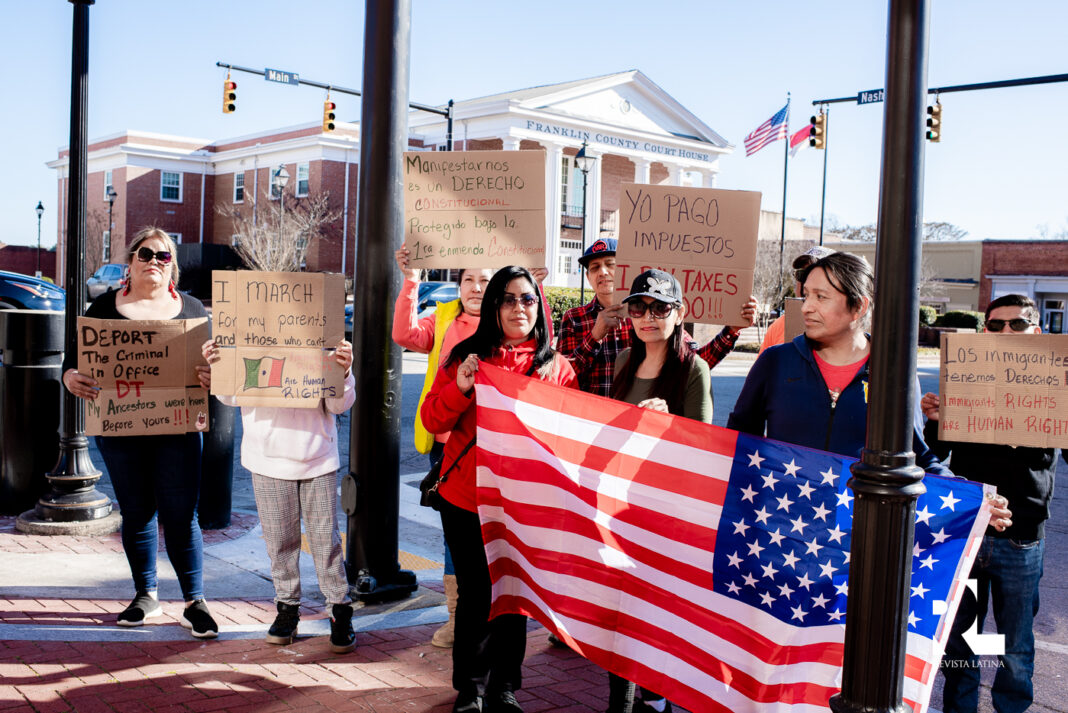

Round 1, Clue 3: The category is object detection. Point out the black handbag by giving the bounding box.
[418,438,476,510]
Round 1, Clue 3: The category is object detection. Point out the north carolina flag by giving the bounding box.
[472,364,991,713]
[243,356,285,389]
[790,123,812,157]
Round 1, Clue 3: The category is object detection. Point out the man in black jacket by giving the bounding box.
[922,294,1065,713]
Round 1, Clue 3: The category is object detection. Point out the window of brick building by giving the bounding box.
[296,162,310,197]
[102,231,111,262]
[234,173,244,203]
[104,170,113,200]
[168,232,182,244]
[161,171,182,202]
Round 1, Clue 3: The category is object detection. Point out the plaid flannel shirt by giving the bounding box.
[557,299,739,397]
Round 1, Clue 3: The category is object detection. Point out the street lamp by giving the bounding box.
[34,202,44,277]
[271,164,290,269]
[105,187,117,263]
[574,141,595,302]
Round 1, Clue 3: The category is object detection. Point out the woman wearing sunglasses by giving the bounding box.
[62,227,218,638]
[420,266,578,713]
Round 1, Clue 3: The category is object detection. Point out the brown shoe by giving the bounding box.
[431,574,457,648]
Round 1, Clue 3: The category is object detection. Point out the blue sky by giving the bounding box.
[3,0,1066,250]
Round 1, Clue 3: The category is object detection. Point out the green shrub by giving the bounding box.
[918,305,937,326]
[543,286,583,331]
[933,310,983,331]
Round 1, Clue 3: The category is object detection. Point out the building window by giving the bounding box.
[231,234,241,246]
[296,163,310,197]
[161,171,182,202]
[168,232,182,245]
[560,238,582,251]
[233,173,244,203]
[558,254,573,276]
[104,170,113,200]
[102,231,111,262]
[560,156,571,213]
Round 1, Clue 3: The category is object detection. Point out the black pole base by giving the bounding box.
[352,567,418,605]
[36,435,112,524]
[829,694,912,713]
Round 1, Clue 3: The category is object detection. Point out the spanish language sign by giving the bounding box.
[613,184,760,325]
[402,150,547,269]
[210,270,346,408]
[77,317,211,436]
[939,332,1068,448]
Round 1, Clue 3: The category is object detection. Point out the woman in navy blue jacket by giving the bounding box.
[728,252,950,475]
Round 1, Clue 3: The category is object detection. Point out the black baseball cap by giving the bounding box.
[623,269,683,305]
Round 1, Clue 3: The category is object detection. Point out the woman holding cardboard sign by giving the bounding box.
[62,227,218,639]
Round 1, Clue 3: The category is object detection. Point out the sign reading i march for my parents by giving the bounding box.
[402,150,547,269]
[209,270,346,408]
[77,317,211,436]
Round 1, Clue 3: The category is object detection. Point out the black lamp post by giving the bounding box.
[574,140,595,302]
[105,187,116,261]
[271,165,289,267]
[35,202,44,277]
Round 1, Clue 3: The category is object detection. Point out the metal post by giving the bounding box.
[106,192,113,259]
[33,0,114,530]
[579,168,589,303]
[828,1,930,711]
[343,0,417,604]
[35,205,43,277]
[445,99,454,151]
[818,107,829,246]
[777,95,790,302]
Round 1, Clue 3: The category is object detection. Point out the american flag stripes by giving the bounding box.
[472,364,991,713]
[744,104,790,156]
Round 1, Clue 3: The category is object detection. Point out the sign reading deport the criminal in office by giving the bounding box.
[77,317,211,436]
[402,150,546,269]
[939,332,1068,448]
[210,270,346,408]
[613,184,761,325]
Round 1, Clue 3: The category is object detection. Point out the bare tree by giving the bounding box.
[218,191,341,272]
[84,208,107,276]
[923,221,968,241]
[750,240,817,339]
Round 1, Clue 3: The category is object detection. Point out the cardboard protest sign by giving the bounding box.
[402,150,547,269]
[77,317,211,436]
[614,184,760,325]
[783,297,805,343]
[210,270,346,408]
[939,332,1068,448]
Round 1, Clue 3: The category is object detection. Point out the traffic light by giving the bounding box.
[809,110,826,149]
[322,100,336,132]
[222,77,237,114]
[926,101,942,142]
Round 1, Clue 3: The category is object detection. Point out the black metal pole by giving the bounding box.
[818,107,829,246]
[445,99,454,151]
[106,197,113,258]
[829,1,929,711]
[36,0,112,525]
[36,213,42,276]
[343,0,416,604]
[580,168,588,304]
[777,95,790,302]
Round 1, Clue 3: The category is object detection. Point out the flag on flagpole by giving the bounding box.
[744,104,790,156]
[472,363,991,713]
[790,123,812,157]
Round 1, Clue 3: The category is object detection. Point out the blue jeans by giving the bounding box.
[97,433,205,601]
[941,536,1045,713]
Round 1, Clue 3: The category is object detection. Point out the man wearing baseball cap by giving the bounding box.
[758,245,835,354]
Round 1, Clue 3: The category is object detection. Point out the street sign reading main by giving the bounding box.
[265,68,299,86]
[857,88,885,105]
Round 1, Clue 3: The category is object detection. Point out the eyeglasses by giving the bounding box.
[501,293,539,308]
[985,318,1034,332]
[627,300,676,319]
[135,247,172,264]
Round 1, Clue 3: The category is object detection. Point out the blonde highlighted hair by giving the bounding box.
[126,227,180,284]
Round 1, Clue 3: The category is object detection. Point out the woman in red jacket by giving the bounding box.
[421,266,578,713]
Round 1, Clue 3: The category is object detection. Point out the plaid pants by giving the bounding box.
[251,471,351,606]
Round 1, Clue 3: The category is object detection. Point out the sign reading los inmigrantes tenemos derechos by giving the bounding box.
[77,317,211,436]
[939,332,1068,448]
[210,270,346,408]
[613,184,761,325]
[402,150,547,269]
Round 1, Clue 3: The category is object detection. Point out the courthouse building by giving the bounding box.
[47,70,734,289]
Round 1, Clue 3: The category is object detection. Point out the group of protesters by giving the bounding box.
[60,227,1058,713]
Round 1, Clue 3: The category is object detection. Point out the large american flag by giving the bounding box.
[744,104,790,156]
[473,364,991,713]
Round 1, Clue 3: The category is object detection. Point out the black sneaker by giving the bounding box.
[180,600,218,639]
[265,602,300,645]
[452,693,483,713]
[329,603,355,653]
[486,690,522,713]
[116,592,162,627]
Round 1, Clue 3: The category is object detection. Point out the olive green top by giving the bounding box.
[613,348,713,423]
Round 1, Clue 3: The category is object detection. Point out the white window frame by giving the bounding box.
[558,254,573,276]
[168,232,182,245]
[296,162,310,197]
[560,156,571,213]
[104,170,113,200]
[233,172,244,203]
[160,171,182,202]
[560,238,582,251]
[102,230,111,262]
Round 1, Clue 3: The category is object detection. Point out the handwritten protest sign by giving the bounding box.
[614,184,760,324]
[78,317,210,436]
[210,270,345,408]
[939,332,1068,447]
[402,150,547,269]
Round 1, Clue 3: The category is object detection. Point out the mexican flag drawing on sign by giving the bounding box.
[243,357,285,389]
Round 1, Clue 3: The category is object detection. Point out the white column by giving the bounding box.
[670,164,685,186]
[633,158,651,184]
[544,143,564,286]
[704,169,718,188]
[502,136,521,151]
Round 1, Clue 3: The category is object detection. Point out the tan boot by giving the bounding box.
[431,574,457,648]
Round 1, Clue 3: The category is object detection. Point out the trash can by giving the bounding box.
[198,394,236,529]
[0,310,64,515]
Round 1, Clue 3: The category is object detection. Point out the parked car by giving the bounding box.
[343,281,460,343]
[0,270,66,311]
[86,263,125,301]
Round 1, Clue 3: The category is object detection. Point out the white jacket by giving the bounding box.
[219,371,356,480]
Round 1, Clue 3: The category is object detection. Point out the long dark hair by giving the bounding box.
[609,311,695,414]
[445,266,554,372]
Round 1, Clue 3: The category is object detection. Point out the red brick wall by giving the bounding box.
[650,162,669,185]
[979,240,1068,309]
[600,154,634,216]
[0,246,57,280]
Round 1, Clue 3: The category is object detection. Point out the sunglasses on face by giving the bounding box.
[134,247,173,264]
[627,300,676,319]
[501,293,539,308]
[985,318,1034,332]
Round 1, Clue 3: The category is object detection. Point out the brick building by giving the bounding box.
[981,239,1068,333]
[0,244,57,282]
[48,70,733,289]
